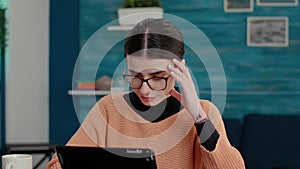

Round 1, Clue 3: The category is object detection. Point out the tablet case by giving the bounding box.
[55,145,157,169]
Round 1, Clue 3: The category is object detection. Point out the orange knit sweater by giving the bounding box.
[46,93,245,169]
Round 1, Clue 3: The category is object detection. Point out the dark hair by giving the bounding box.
[124,18,184,60]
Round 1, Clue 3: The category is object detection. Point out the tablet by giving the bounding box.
[55,145,157,169]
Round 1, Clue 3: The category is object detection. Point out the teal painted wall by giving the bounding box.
[77,0,300,121]
[50,0,80,144]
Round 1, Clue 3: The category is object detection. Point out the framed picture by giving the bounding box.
[257,0,298,6]
[247,17,289,47]
[224,0,254,12]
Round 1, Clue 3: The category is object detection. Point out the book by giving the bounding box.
[76,82,96,89]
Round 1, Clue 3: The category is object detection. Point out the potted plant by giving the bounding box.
[117,0,163,26]
[0,2,6,56]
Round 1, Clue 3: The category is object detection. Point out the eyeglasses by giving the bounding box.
[123,75,169,91]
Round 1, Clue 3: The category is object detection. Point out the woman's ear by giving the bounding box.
[169,88,182,102]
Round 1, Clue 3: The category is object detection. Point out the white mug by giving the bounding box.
[2,154,32,169]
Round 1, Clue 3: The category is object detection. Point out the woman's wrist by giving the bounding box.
[193,105,207,123]
[194,114,208,124]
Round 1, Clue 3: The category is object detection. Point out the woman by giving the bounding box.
[47,18,245,169]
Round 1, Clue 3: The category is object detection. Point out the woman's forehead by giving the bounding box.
[126,55,173,73]
[129,69,168,75]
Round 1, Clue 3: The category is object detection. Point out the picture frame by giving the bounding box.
[247,17,289,47]
[224,0,254,12]
[257,0,298,6]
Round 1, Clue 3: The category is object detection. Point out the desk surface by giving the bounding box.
[6,143,57,153]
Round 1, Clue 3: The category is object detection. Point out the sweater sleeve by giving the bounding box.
[195,119,220,151]
[197,100,245,169]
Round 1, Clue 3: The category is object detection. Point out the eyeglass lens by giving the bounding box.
[128,76,168,90]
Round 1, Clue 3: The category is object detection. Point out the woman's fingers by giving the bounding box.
[168,64,184,81]
[172,59,191,79]
[167,60,193,91]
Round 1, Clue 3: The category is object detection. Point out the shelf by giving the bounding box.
[68,90,110,96]
[107,25,133,31]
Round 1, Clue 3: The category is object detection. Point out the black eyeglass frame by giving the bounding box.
[123,75,170,91]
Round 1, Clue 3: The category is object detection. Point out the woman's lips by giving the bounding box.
[140,96,155,102]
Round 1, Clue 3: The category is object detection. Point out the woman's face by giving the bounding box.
[126,55,176,106]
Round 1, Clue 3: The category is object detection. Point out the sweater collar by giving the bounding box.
[123,92,183,122]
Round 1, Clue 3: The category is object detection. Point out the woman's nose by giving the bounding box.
[139,82,152,95]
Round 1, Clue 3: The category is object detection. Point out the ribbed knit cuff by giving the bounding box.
[200,135,246,169]
[195,119,220,151]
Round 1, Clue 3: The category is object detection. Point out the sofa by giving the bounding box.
[224,113,300,169]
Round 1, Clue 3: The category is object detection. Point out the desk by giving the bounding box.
[5,143,57,169]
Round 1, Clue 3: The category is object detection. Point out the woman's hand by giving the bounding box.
[167,59,207,123]
[46,153,62,169]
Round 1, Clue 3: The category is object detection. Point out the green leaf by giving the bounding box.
[121,0,162,8]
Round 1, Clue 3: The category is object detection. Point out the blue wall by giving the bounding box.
[50,0,80,145]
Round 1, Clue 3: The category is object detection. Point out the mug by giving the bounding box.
[2,154,32,169]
